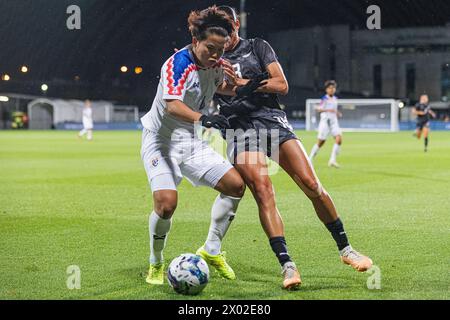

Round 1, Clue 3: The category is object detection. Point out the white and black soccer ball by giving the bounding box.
[167,253,210,295]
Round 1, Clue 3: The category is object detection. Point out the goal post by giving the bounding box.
[305,99,400,132]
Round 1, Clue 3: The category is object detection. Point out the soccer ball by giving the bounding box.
[167,253,210,295]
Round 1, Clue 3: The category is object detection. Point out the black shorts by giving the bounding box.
[416,120,430,130]
[222,109,298,159]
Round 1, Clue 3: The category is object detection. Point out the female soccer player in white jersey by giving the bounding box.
[140,6,266,285]
[309,80,343,167]
[78,100,93,141]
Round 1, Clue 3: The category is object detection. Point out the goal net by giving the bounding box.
[305,99,400,132]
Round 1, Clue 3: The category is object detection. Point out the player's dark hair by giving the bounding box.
[217,5,238,22]
[324,80,337,89]
[188,5,234,41]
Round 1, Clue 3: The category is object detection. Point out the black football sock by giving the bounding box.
[424,137,429,148]
[325,218,349,251]
[269,236,292,266]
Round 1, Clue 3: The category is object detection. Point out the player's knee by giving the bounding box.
[155,201,177,218]
[227,179,246,198]
[217,170,246,198]
[303,178,323,198]
[153,193,177,218]
[234,179,246,198]
[252,179,275,204]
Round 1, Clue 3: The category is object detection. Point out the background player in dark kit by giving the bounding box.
[413,94,436,152]
[215,5,373,289]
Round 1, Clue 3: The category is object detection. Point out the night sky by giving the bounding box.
[1,0,450,106]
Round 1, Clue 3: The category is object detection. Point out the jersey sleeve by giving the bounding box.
[253,38,279,67]
[161,52,196,101]
[318,95,327,107]
[415,103,421,111]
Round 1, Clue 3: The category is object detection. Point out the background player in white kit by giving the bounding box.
[309,80,343,168]
[140,6,265,285]
[78,100,93,141]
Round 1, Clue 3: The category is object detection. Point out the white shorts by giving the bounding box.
[317,117,341,140]
[83,120,93,130]
[140,129,233,192]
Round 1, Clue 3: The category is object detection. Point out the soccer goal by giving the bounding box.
[305,99,400,132]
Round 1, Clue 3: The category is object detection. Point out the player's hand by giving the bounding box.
[235,72,269,97]
[199,114,230,130]
[337,111,343,118]
[222,59,239,86]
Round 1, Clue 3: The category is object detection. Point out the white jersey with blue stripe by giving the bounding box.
[318,95,339,120]
[141,45,224,138]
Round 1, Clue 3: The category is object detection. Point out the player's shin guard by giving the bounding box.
[269,236,292,266]
[149,211,172,264]
[325,217,349,251]
[204,194,241,255]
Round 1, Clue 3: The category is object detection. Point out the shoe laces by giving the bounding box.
[345,248,364,261]
[211,251,228,265]
[282,263,297,277]
[219,251,227,259]
[151,263,164,273]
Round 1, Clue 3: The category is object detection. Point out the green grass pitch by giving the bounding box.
[0,130,449,300]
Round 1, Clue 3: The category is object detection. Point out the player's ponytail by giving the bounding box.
[188,5,234,40]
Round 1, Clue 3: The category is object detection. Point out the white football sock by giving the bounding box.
[309,144,320,160]
[330,143,340,162]
[78,129,86,137]
[87,130,93,140]
[149,211,172,265]
[204,194,241,255]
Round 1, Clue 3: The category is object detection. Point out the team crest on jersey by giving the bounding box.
[151,157,159,167]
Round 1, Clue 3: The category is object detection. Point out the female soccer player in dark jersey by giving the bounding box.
[216,6,372,290]
[413,94,436,152]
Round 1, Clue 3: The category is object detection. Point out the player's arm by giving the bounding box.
[215,59,250,96]
[429,108,437,118]
[165,99,230,129]
[165,99,202,122]
[216,82,237,96]
[162,59,228,129]
[412,106,425,115]
[315,100,326,113]
[254,61,289,95]
[216,60,267,97]
[246,38,288,95]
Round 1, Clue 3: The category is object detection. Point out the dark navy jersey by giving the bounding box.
[415,103,431,122]
[215,38,281,118]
